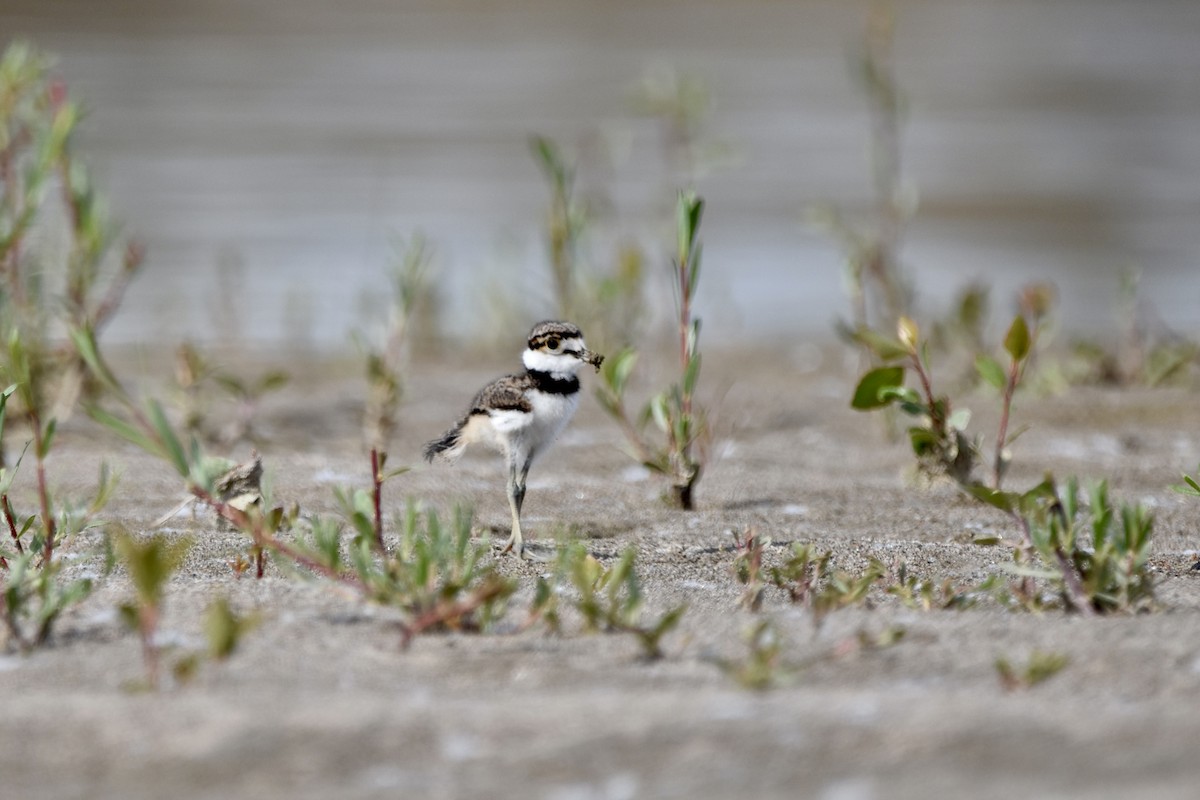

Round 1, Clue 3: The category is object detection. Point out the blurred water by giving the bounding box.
[3,0,1198,349]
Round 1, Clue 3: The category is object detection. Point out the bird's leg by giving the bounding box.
[502,458,525,557]
[502,456,534,559]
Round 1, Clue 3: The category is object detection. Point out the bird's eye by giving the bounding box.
[546,337,560,351]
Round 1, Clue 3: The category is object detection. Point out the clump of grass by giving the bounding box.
[532,542,685,660]
[995,650,1069,691]
[597,192,710,509]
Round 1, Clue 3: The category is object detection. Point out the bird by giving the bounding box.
[423,320,604,558]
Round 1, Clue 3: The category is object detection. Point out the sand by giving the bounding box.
[3,346,1200,800]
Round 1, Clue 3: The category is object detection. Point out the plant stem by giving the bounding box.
[993,359,1020,489]
[370,447,385,554]
[192,486,364,592]
[30,414,56,568]
[2,494,22,555]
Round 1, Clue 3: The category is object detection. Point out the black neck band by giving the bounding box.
[527,370,579,395]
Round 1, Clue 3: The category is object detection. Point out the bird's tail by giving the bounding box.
[423,417,469,464]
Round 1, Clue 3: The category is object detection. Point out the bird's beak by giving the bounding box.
[581,348,605,372]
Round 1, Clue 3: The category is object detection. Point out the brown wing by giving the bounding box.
[470,373,535,414]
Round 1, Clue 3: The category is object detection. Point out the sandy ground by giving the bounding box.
[4,346,1200,800]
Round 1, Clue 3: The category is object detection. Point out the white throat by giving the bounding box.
[523,346,584,378]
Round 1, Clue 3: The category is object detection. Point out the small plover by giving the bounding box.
[423,320,604,557]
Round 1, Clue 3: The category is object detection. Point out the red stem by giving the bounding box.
[30,414,57,567]
[2,494,23,555]
[193,487,364,591]
[993,359,1020,489]
[370,448,385,553]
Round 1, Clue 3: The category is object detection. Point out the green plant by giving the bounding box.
[0,42,143,446]
[113,532,191,689]
[0,375,115,652]
[596,192,709,509]
[731,527,766,611]
[314,501,517,646]
[885,561,980,611]
[995,649,1069,691]
[980,477,1156,615]
[717,619,788,691]
[762,542,886,625]
[851,313,1157,616]
[539,542,685,659]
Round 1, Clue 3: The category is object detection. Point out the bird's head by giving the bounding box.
[523,320,604,376]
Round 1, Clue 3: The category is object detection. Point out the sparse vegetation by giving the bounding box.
[995,649,1070,691]
[533,542,686,660]
[597,192,710,509]
[851,311,1158,615]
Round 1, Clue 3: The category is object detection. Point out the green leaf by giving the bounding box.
[965,483,1019,513]
[975,355,1007,390]
[87,406,158,455]
[36,417,57,459]
[1003,315,1031,362]
[147,400,189,476]
[255,370,291,394]
[852,328,910,362]
[683,353,701,396]
[851,366,906,410]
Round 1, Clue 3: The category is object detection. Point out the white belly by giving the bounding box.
[486,390,579,463]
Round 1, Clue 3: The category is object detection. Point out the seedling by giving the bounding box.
[885,561,980,611]
[717,619,789,691]
[1173,466,1200,570]
[731,527,766,611]
[113,532,192,689]
[596,192,710,509]
[545,542,686,660]
[995,650,1069,691]
[172,595,262,684]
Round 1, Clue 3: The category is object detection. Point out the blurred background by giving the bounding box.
[3,0,1198,351]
